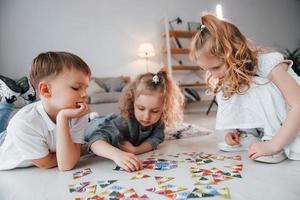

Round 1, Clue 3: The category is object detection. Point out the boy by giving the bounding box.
[0,51,91,171]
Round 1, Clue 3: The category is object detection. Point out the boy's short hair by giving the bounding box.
[29,51,91,88]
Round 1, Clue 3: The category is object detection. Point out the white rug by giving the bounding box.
[165,123,213,140]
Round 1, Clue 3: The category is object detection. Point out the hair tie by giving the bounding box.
[152,74,159,84]
[200,24,206,31]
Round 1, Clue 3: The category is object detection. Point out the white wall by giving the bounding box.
[0,0,299,79]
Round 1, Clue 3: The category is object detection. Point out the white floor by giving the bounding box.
[1,110,300,200]
[184,110,217,131]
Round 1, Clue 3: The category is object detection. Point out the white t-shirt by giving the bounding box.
[0,101,89,170]
[216,52,300,159]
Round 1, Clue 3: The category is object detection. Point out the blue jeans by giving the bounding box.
[0,103,14,145]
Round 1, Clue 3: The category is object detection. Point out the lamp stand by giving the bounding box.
[145,57,149,72]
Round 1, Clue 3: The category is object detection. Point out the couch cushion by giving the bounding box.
[89,102,120,116]
[121,83,129,92]
[103,77,126,92]
[89,92,121,104]
[87,79,106,96]
[93,76,130,92]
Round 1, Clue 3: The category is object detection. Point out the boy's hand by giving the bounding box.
[119,141,137,154]
[248,140,279,160]
[224,131,240,145]
[112,151,143,172]
[58,102,90,119]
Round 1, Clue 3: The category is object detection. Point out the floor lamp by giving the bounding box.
[138,43,155,72]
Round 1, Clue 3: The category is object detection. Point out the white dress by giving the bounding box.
[215,52,300,160]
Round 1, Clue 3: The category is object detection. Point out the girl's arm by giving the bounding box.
[90,140,142,172]
[249,63,300,159]
[119,141,153,154]
[119,123,165,154]
[135,142,153,154]
[269,63,300,148]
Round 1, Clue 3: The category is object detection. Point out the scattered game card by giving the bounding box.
[130,172,151,180]
[188,185,230,199]
[194,158,213,165]
[69,181,90,193]
[212,173,233,183]
[73,168,92,180]
[190,167,213,177]
[97,180,118,188]
[226,155,242,160]
[221,171,242,178]
[197,152,212,158]
[149,152,164,157]
[171,191,192,200]
[154,176,174,185]
[146,183,187,199]
[190,165,242,184]
[182,151,198,157]
[194,176,217,185]
[99,185,139,199]
[143,158,178,171]
[210,154,226,161]
[87,195,104,200]
[167,153,181,158]
[139,194,150,199]
[225,164,243,171]
[113,166,126,171]
[86,184,97,195]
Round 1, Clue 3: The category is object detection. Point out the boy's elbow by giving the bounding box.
[36,163,56,170]
[58,166,72,172]
[58,163,76,171]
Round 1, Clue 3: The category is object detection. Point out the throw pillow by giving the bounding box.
[87,79,106,96]
[103,77,126,92]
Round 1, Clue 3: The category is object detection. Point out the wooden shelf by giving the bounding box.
[161,26,210,108]
[162,30,197,38]
[172,65,202,71]
[163,65,202,71]
[162,48,190,54]
[179,82,206,89]
[185,99,212,105]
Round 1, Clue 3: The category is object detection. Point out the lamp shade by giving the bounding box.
[138,43,155,58]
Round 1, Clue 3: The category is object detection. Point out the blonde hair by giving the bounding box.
[30,51,91,88]
[190,14,261,98]
[119,69,184,128]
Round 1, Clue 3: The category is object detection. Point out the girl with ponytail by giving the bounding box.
[190,14,300,164]
[85,69,184,171]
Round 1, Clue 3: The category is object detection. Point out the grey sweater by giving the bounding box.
[85,114,165,151]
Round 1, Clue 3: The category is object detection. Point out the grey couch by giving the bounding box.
[87,76,130,116]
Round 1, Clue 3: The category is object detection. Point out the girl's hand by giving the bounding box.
[248,140,279,159]
[58,103,90,120]
[119,141,137,154]
[224,131,240,145]
[112,151,143,172]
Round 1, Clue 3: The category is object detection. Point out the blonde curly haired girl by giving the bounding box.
[85,69,184,171]
[190,13,300,164]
